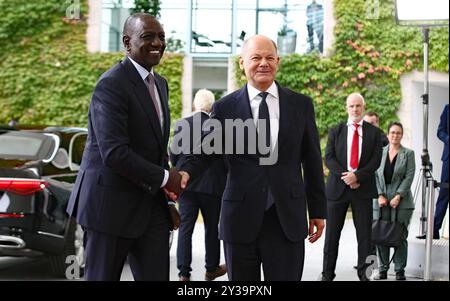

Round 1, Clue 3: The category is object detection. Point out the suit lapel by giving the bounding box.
[338,123,348,168]
[122,58,164,152]
[393,146,405,176]
[360,121,370,166]
[235,85,254,121]
[154,74,170,147]
[276,84,289,155]
[378,146,388,179]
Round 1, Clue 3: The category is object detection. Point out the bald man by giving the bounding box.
[321,93,382,281]
[67,13,184,280]
[174,35,326,281]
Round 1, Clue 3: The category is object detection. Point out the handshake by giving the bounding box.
[163,167,190,201]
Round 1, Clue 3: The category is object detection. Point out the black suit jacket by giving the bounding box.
[170,112,227,196]
[179,83,327,243]
[325,121,382,201]
[66,57,171,238]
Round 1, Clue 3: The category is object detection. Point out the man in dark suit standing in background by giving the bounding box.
[321,93,382,281]
[170,89,227,281]
[66,13,184,281]
[173,35,327,281]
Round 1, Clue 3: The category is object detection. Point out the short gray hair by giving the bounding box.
[346,92,365,105]
[193,89,215,112]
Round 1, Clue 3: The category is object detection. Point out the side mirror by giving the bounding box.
[68,132,87,171]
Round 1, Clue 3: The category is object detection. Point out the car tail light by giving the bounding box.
[0,213,25,218]
[0,178,48,195]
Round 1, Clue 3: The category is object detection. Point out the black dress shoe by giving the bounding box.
[205,264,227,281]
[320,273,335,281]
[396,271,406,281]
[375,271,387,280]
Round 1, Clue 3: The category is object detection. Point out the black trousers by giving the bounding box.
[223,205,304,281]
[322,189,372,279]
[83,203,170,281]
[176,191,221,277]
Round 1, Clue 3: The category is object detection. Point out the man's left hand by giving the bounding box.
[308,219,325,243]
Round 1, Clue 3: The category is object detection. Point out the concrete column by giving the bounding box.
[182,56,193,117]
[323,0,336,57]
[227,56,239,94]
[86,0,102,53]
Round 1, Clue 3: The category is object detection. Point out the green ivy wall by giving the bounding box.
[0,0,183,127]
[235,0,448,138]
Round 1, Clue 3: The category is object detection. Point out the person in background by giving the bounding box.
[364,111,389,147]
[373,122,415,281]
[433,104,449,239]
[170,89,227,281]
[321,93,382,281]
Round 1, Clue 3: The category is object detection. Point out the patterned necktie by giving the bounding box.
[146,73,161,126]
[258,92,270,149]
[350,123,360,170]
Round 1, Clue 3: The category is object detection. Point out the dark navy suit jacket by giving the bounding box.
[179,83,327,244]
[66,57,171,238]
[325,121,382,201]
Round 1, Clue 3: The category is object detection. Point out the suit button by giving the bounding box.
[262,187,267,193]
[148,186,152,191]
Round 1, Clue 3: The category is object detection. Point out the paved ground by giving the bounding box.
[0,214,428,281]
[119,215,422,281]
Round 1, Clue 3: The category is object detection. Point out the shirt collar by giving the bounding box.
[128,56,154,81]
[347,118,363,127]
[247,82,279,101]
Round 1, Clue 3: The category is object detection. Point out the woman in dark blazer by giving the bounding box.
[373,122,415,281]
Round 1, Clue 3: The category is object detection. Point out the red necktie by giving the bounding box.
[146,74,161,125]
[350,123,360,170]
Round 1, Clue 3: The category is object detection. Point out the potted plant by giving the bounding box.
[277,25,297,54]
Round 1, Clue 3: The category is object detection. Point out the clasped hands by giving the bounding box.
[163,167,190,201]
[341,171,360,189]
[378,194,400,209]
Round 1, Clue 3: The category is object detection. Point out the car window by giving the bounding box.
[0,131,56,161]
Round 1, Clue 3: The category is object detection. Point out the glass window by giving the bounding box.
[160,1,188,53]
[191,0,233,54]
[0,132,47,158]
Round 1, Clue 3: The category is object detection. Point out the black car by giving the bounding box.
[0,126,87,277]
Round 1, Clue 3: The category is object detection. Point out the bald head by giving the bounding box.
[123,13,156,37]
[122,13,166,71]
[241,35,278,55]
[239,35,280,91]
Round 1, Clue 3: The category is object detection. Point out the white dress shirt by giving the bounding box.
[346,118,363,172]
[128,57,168,188]
[247,82,280,151]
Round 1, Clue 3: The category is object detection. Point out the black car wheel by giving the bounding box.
[49,217,85,278]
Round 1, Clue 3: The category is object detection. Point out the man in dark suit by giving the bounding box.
[171,35,327,281]
[170,89,227,281]
[321,93,382,281]
[66,13,185,281]
[433,104,449,239]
